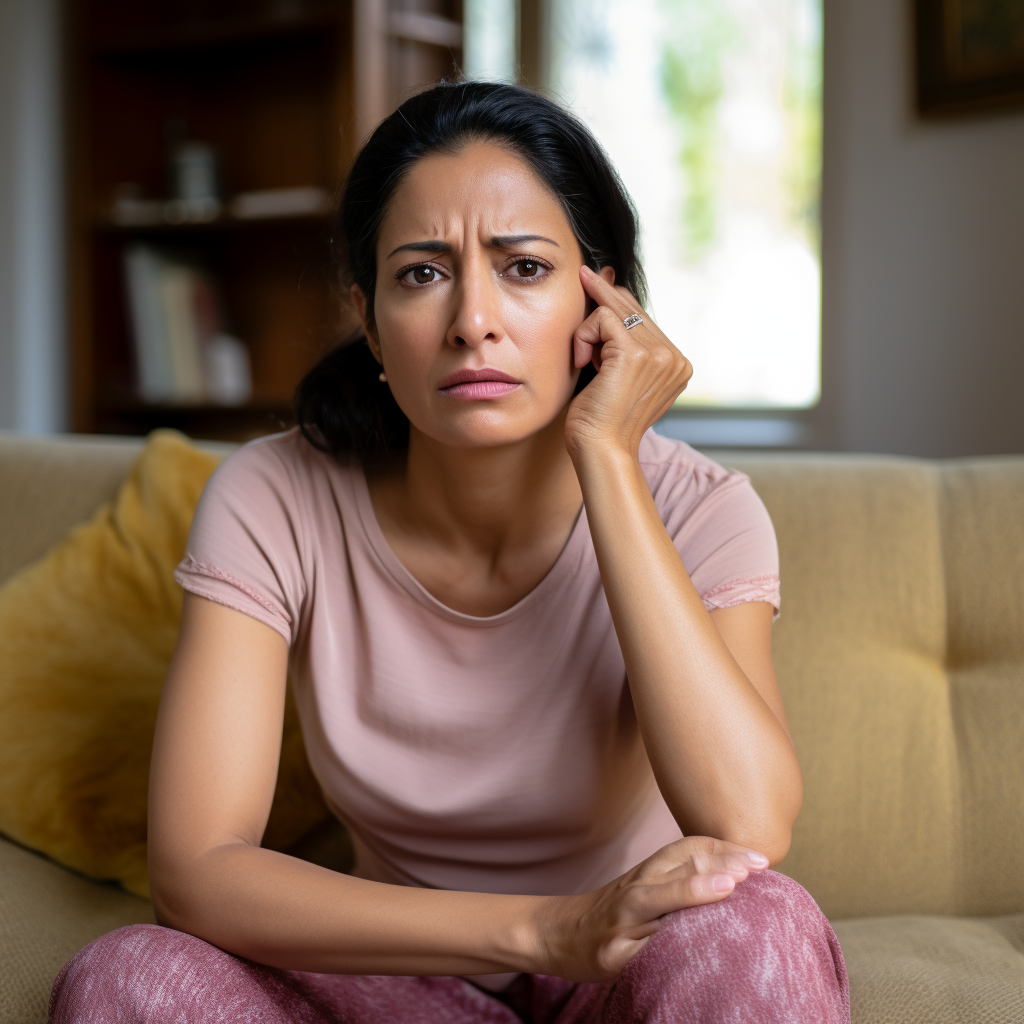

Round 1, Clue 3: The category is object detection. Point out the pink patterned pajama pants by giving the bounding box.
[50,871,849,1023]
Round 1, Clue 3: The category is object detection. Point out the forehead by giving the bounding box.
[379,141,573,246]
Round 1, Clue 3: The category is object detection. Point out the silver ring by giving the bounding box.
[623,313,643,330]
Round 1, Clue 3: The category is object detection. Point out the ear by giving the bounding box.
[350,284,382,364]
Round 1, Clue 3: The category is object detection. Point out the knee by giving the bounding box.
[652,870,834,956]
[624,871,849,1017]
[50,923,228,1023]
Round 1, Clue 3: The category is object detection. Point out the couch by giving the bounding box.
[1,430,1022,1023]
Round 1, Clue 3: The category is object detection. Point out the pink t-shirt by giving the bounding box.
[175,428,779,898]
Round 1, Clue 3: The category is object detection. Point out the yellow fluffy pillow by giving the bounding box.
[0,430,329,897]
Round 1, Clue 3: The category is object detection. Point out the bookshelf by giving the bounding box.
[68,0,464,440]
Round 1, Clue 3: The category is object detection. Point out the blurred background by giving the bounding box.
[0,0,1021,455]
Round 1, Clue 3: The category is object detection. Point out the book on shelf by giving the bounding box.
[123,246,253,406]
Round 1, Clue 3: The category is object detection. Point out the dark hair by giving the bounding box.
[295,80,646,465]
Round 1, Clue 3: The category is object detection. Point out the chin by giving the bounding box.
[421,406,561,450]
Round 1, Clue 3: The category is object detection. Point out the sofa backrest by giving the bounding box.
[728,452,1024,920]
[0,432,232,583]
[2,433,1022,921]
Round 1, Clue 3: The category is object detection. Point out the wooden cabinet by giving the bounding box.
[68,0,463,440]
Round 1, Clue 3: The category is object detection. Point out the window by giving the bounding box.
[466,0,823,410]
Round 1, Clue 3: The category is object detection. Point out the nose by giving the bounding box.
[446,254,504,350]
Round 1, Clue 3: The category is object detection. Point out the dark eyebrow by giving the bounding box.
[387,240,453,259]
[490,233,560,249]
[386,234,560,260]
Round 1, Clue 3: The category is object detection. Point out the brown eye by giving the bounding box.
[411,266,436,284]
[516,260,539,277]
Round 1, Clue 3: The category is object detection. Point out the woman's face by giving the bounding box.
[355,141,606,450]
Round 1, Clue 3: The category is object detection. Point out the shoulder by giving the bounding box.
[203,428,359,512]
[637,429,760,515]
[191,429,365,562]
[180,431,361,641]
[210,427,336,488]
[637,430,780,613]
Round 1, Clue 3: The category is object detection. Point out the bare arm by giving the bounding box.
[148,593,539,974]
[150,594,767,978]
[567,267,803,864]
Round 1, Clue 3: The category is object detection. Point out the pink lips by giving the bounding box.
[437,367,521,399]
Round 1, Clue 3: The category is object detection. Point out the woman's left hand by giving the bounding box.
[565,265,692,461]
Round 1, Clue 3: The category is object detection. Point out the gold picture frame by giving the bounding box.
[916,0,1024,115]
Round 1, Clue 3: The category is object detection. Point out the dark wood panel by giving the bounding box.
[67,0,460,439]
[88,1,342,54]
[87,35,342,213]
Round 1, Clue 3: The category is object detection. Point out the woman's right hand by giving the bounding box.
[533,836,769,982]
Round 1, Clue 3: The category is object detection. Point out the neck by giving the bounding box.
[380,409,582,558]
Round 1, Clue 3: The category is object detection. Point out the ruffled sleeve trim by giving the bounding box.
[700,573,781,619]
[174,553,293,643]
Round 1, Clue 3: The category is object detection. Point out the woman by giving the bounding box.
[51,82,848,1023]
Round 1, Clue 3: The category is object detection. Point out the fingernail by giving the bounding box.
[713,874,735,892]
[747,852,769,868]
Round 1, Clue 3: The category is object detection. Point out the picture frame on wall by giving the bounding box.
[915,0,1024,115]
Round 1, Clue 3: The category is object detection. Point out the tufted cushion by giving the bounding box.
[940,460,1024,918]
[835,913,1024,1023]
[728,454,1024,921]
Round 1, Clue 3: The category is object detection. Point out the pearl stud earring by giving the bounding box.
[378,371,387,382]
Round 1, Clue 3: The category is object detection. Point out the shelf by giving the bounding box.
[94,398,298,442]
[91,7,342,56]
[99,396,294,415]
[92,212,334,237]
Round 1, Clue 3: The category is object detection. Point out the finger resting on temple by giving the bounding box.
[581,265,642,319]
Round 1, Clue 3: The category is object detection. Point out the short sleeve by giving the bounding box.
[174,436,307,644]
[642,435,780,617]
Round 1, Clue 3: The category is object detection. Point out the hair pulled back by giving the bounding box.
[295,80,647,465]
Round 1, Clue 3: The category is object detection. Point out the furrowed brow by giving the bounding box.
[490,234,560,249]
[387,240,453,259]
[386,235,560,259]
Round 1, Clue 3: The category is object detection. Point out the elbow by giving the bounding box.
[147,842,218,934]
[761,781,802,866]
[148,860,196,932]
[718,779,803,868]
[148,837,259,934]
[757,828,792,868]
[759,762,803,865]
[718,823,792,867]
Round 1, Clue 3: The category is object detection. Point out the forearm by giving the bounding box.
[151,841,548,975]
[573,444,801,859]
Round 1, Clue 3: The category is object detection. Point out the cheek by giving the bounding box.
[504,280,587,376]
[375,299,442,368]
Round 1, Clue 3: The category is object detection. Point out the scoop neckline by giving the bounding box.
[349,466,591,627]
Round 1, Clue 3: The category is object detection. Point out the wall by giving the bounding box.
[0,0,17,425]
[0,0,66,433]
[819,0,1024,457]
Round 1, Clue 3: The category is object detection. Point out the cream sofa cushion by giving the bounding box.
[941,461,1024,919]
[834,913,1024,1023]
[729,454,1024,922]
[0,837,154,1024]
